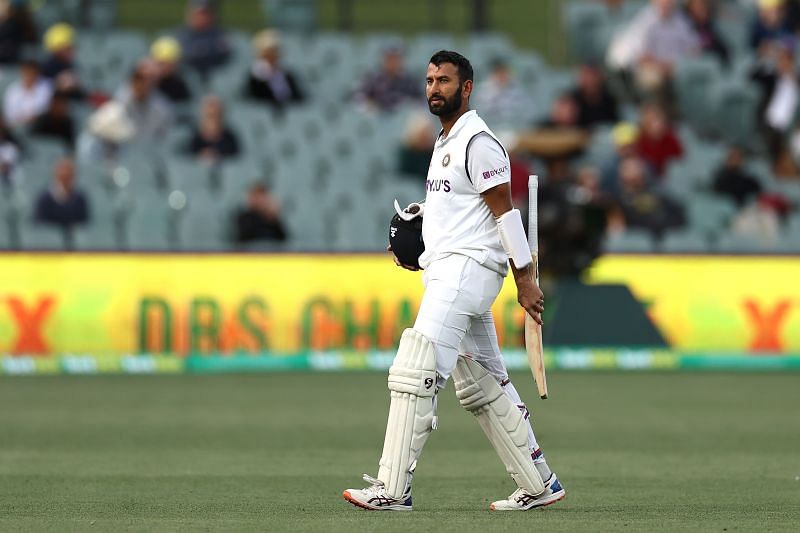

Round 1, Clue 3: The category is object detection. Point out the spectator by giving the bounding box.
[600,122,643,193]
[177,0,231,80]
[41,23,84,99]
[685,0,730,66]
[570,64,619,127]
[188,94,240,161]
[751,39,798,161]
[149,36,192,104]
[235,183,288,243]
[3,59,53,126]
[635,102,683,176]
[114,66,173,141]
[611,156,685,237]
[353,45,420,112]
[82,99,135,163]
[637,0,698,98]
[30,92,75,148]
[34,157,89,229]
[246,29,305,108]
[397,112,434,179]
[473,58,528,127]
[516,94,588,162]
[750,0,792,55]
[712,147,763,207]
[0,0,37,65]
[538,161,607,276]
[0,116,21,187]
[608,0,698,73]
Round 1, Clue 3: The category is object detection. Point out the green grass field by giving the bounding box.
[1,372,798,532]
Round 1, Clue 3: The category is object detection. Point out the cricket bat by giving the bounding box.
[525,175,548,399]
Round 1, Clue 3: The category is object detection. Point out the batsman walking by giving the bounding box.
[343,51,565,511]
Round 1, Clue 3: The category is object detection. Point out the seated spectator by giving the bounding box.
[3,60,53,126]
[473,58,528,127]
[515,94,588,162]
[114,66,173,141]
[750,0,793,55]
[0,116,21,188]
[636,0,698,98]
[600,122,642,193]
[30,92,75,148]
[570,64,619,127]
[611,156,685,237]
[0,0,37,65]
[538,160,607,276]
[685,0,729,66]
[82,99,135,163]
[235,183,287,243]
[188,94,239,162]
[177,0,231,80]
[712,147,763,207]
[246,29,304,108]
[34,157,89,229]
[608,0,698,76]
[635,102,683,176]
[397,113,434,179]
[353,45,420,112]
[149,36,192,104]
[751,39,798,162]
[41,23,85,100]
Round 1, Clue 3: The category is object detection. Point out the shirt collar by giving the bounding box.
[437,109,476,145]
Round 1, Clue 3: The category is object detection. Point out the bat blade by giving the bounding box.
[524,280,548,399]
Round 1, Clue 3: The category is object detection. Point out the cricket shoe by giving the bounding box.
[490,473,565,511]
[343,474,413,511]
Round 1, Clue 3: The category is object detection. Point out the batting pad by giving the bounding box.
[377,328,438,498]
[453,355,545,495]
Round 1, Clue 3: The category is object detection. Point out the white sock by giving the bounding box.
[502,380,553,481]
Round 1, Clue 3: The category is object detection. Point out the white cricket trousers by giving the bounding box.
[413,253,510,385]
[412,253,543,455]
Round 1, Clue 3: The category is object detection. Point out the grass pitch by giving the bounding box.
[1,372,798,532]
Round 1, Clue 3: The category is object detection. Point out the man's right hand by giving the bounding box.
[387,245,421,271]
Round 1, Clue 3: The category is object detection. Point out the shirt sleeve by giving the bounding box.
[466,132,511,194]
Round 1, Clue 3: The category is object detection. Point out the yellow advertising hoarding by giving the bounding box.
[1,253,798,357]
[0,254,526,356]
[586,255,800,353]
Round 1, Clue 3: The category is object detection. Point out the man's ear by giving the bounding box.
[462,79,473,99]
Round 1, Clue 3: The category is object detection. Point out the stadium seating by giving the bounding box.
[1,1,797,255]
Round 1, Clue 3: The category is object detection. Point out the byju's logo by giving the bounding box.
[482,165,508,180]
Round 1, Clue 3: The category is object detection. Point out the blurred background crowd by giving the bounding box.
[1,0,799,277]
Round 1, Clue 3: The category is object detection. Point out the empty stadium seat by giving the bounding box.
[563,1,612,63]
[19,223,67,251]
[660,229,709,253]
[674,57,723,133]
[603,229,656,253]
[687,194,737,237]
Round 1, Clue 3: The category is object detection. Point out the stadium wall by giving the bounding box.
[1,253,798,375]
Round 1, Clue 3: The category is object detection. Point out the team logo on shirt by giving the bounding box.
[441,153,450,167]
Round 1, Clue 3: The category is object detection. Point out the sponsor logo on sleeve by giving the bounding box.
[482,165,508,180]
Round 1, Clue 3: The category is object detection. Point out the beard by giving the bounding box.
[428,87,463,117]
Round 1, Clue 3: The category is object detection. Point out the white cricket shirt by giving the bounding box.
[419,110,511,276]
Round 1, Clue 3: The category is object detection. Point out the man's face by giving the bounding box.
[55,159,75,190]
[21,65,38,87]
[426,62,469,117]
[383,51,403,76]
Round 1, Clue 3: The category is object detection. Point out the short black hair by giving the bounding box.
[429,50,473,83]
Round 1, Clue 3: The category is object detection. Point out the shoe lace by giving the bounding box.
[361,474,387,496]
[511,488,537,504]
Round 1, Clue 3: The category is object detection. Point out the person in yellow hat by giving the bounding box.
[42,22,84,99]
[149,36,192,103]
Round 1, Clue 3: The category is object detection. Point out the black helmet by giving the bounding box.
[389,213,424,269]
